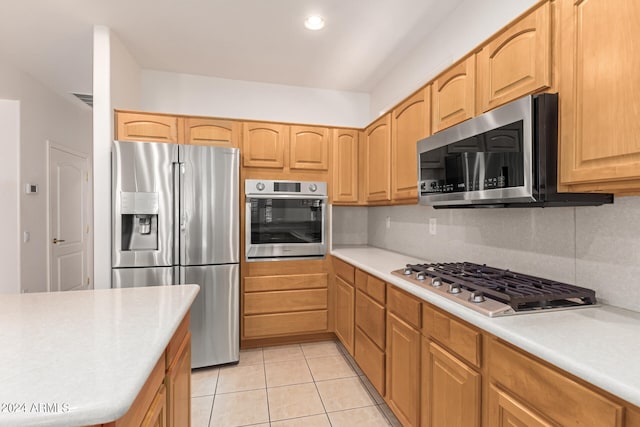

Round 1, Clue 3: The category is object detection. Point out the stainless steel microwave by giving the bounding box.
[417,93,613,208]
[245,179,327,261]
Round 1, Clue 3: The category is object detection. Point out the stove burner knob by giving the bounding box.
[403,267,413,276]
[469,291,486,303]
[448,283,462,294]
[431,277,443,287]
[415,272,427,281]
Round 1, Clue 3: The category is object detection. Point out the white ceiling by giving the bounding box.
[0,0,464,98]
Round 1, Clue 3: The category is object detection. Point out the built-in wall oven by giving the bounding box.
[245,179,327,261]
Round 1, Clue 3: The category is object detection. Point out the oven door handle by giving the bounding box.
[245,194,328,200]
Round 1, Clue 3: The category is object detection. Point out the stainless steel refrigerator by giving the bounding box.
[111,140,239,368]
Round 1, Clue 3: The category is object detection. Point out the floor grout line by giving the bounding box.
[194,340,395,427]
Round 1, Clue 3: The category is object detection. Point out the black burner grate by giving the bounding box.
[406,262,596,312]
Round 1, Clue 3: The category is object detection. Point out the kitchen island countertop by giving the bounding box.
[0,285,199,427]
[332,245,640,408]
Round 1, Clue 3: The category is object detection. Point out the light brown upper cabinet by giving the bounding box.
[242,122,287,168]
[477,1,551,113]
[432,55,476,132]
[391,86,431,202]
[559,0,640,194]
[115,111,181,144]
[332,128,359,204]
[289,125,330,171]
[184,117,240,147]
[364,114,392,203]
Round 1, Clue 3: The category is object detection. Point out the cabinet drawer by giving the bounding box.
[355,269,385,304]
[355,290,385,348]
[354,327,385,396]
[244,310,328,338]
[489,338,624,427]
[245,273,327,292]
[244,289,327,315]
[387,285,421,329]
[422,304,481,368]
[333,258,355,284]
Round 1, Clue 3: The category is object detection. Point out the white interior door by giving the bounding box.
[49,145,90,291]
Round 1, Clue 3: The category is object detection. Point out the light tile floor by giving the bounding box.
[191,340,402,427]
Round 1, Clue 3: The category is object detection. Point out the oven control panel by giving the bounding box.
[245,179,327,196]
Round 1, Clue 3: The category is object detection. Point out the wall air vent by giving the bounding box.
[72,93,93,108]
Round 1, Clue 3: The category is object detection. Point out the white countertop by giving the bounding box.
[0,285,199,427]
[332,245,640,408]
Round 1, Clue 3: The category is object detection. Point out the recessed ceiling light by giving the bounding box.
[304,15,325,30]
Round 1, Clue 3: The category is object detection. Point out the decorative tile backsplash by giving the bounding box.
[332,197,640,312]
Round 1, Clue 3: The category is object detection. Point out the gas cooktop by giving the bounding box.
[392,262,597,317]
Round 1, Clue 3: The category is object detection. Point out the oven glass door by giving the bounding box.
[246,196,326,260]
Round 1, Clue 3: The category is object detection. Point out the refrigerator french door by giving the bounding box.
[112,140,240,368]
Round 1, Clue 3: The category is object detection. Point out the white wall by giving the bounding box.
[93,26,142,290]
[141,70,370,128]
[0,63,92,293]
[0,99,20,293]
[369,0,538,119]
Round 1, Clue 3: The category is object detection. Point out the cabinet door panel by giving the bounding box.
[433,56,476,132]
[290,125,329,170]
[478,1,551,112]
[422,340,480,427]
[242,122,287,168]
[386,313,420,427]
[365,114,391,202]
[184,118,239,147]
[559,0,640,190]
[392,86,431,201]
[166,332,191,427]
[332,129,359,203]
[335,277,355,354]
[115,112,180,144]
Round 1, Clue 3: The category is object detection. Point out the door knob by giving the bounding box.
[52,238,66,244]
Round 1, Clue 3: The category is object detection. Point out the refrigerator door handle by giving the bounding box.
[173,162,181,266]
[179,162,187,264]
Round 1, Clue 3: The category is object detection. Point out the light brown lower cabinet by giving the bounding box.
[98,313,191,427]
[332,261,640,427]
[242,261,330,345]
[421,338,480,427]
[334,276,355,355]
[386,312,421,427]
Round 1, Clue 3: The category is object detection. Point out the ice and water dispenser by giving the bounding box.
[119,192,159,251]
